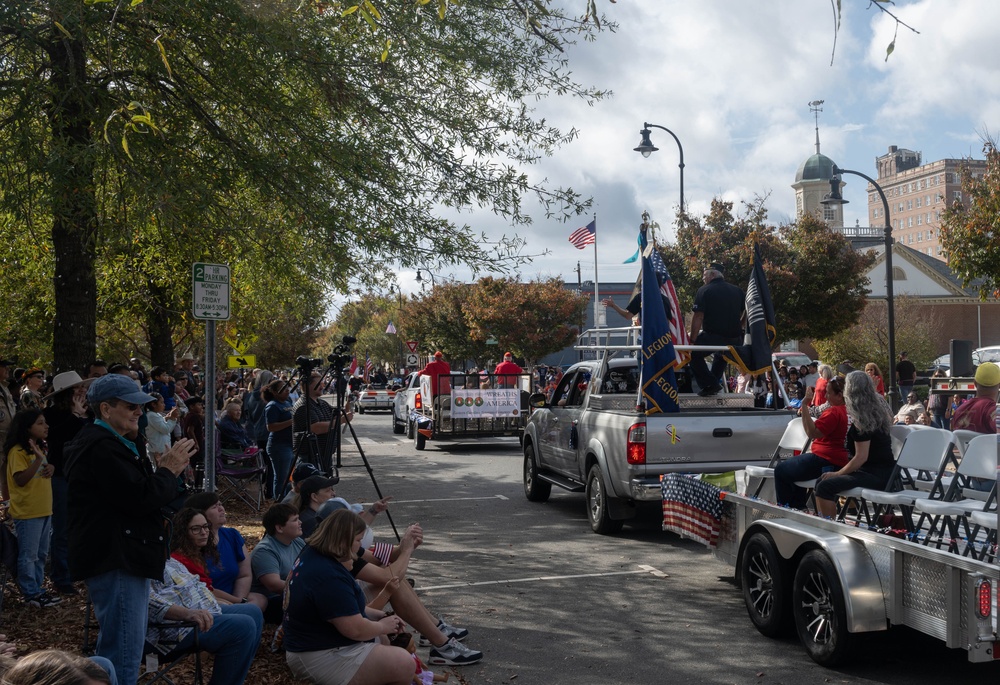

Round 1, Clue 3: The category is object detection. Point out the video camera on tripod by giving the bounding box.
[328,335,357,370]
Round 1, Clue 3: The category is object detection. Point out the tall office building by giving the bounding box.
[867,145,986,262]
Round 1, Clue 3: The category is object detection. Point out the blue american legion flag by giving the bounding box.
[639,238,680,414]
[661,474,724,547]
[646,237,690,367]
[568,219,596,250]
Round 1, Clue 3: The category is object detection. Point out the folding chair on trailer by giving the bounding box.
[744,417,811,499]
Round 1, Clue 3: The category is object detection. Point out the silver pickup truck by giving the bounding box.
[523,339,791,534]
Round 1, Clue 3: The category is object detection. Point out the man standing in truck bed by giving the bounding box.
[688,262,744,397]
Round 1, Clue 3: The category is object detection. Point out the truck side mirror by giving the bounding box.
[528,392,547,408]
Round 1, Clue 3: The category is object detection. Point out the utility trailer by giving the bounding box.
[715,490,999,666]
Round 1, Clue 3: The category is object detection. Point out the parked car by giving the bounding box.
[771,351,813,370]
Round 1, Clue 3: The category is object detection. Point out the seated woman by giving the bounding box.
[148,508,264,685]
[217,401,253,450]
[773,377,848,510]
[814,371,896,519]
[0,649,115,685]
[184,492,268,610]
[295,474,339,538]
[283,509,414,685]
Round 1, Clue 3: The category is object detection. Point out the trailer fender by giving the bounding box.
[745,519,887,634]
[584,440,634,520]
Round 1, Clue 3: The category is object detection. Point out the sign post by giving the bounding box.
[192,263,231,492]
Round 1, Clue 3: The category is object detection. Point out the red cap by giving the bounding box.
[504,352,513,359]
[433,351,444,359]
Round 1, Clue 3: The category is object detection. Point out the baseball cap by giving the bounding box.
[433,351,444,359]
[320,496,365,515]
[504,352,513,359]
[298,475,337,504]
[974,362,1000,387]
[292,463,322,484]
[707,262,725,274]
[87,373,155,406]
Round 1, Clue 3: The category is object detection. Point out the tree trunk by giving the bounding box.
[47,27,98,375]
[147,281,176,367]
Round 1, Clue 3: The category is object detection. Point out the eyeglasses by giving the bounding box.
[188,524,211,534]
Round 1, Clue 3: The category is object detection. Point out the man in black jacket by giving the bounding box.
[688,262,745,396]
[65,374,197,685]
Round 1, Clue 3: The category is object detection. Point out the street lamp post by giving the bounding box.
[634,122,685,214]
[821,165,900,411]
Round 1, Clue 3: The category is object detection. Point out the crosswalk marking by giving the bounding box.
[417,565,669,592]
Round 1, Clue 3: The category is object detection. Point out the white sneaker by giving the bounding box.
[428,637,483,666]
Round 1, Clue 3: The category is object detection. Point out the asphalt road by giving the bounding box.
[329,410,1000,685]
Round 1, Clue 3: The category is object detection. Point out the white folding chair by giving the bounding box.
[964,509,998,563]
[913,434,998,552]
[857,428,957,531]
[745,417,811,498]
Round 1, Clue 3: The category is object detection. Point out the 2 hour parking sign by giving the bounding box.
[192,263,231,320]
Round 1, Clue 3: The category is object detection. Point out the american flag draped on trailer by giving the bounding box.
[661,474,724,547]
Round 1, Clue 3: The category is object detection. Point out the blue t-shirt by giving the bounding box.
[208,527,246,595]
[283,545,370,652]
[264,400,294,447]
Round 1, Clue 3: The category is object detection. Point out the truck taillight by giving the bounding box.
[975,578,992,619]
[627,423,646,465]
[414,392,422,410]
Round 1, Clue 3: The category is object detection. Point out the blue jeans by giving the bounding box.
[267,441,294,500]
[50,475,72,587]
[86,569,151,685]
[171,604,264,685]
[89,656,119,685]
[773,453,837,510]
[13,516,51,598]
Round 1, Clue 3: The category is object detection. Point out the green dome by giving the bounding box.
[795,153,836,182]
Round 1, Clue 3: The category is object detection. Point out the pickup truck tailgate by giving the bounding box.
[644,412,784,469]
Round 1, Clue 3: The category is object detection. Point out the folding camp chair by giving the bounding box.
[215,447,267,511]
[141,621,204,685]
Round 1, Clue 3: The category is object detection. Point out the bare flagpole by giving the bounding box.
[592,215,600,328]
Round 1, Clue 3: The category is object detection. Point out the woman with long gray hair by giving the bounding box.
[814,370,895,518]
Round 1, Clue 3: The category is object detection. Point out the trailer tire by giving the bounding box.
[792,550,854,666]
[586,465,623,535]
[414,428,426,451]
[740,532,791,637]
[523,443,551,502]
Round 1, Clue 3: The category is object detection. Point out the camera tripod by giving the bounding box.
[280,345,399,540]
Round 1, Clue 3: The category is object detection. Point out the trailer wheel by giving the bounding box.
[586,465,623,535]
[739,532,791,637]
[523,443,551,502]
[792,550,854,666]
[414,428,427,451]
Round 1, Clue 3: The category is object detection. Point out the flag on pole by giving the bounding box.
[640,240,681,415]
[568,219,596,250]
[723,242,777,375]
[349,356,358,376]
[647,240,690,367]
[385,320,397,335]
[623,231,641,264]
[364,354,374,382]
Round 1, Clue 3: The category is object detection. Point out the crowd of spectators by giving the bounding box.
[0,352,483,685]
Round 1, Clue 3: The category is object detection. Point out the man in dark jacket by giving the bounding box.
[688,262,745,396]
[65,374,197,685]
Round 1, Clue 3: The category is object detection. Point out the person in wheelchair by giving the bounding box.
[146,508,264,685]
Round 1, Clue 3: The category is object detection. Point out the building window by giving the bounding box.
[936,211,942,221]
[917,215,923,226]
[916,197,922,208]
[928,229,933,238]
[925,194,931,205]
[823,207,836,222]
[953,191,963,201]
[907,217,913,227]
[907,200,913,210]
[947,173,955,183]
[893,266,907,280]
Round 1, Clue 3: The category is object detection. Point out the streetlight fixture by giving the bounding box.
[821,165,900,411]
[634,122,685,213]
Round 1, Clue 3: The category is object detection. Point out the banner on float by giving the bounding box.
[451,388,521,418]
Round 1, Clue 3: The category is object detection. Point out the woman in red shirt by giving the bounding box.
[864,362,885,396]
[773,377,848,510]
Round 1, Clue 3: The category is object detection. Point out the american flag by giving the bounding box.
[385,320,397,335]
[649,245,690,366]
[661,474,724,547]
[364,355,374,382]
[349,356,358,376]
[568,219,596,250]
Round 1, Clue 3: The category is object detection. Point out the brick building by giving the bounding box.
[866,145,986,262]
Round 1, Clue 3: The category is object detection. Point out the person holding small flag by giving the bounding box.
[688,262,744,397]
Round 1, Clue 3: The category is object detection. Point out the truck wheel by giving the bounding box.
[414,428,426,451]
[392,412,405,434]
[523,443,551,502]
[586,465,623,535]
[792,550,854,666]
[358,405,366,415]
[406,418,415,439]
[740,532,791,637]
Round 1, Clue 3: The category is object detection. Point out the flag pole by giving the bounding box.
[592,215,599,328]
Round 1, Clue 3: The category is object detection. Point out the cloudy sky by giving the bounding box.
[390,0,1000,295]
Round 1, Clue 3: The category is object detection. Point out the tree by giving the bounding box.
[0,1,612,372]
[397,283,490,368]
[940,141,1000,300]
[812,297,942,373]
[464,277,588,367]
[662,199,872,346]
